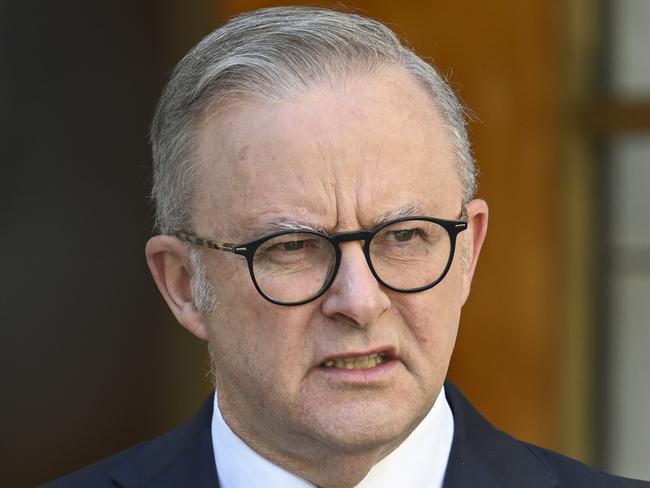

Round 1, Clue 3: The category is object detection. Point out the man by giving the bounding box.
[44,6,648,488]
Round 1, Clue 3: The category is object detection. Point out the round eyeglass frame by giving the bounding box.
[177,215,468,306]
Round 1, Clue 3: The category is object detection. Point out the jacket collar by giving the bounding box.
[443,381,558,488]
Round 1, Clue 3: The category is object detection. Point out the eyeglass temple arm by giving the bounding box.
[176,232,246,254]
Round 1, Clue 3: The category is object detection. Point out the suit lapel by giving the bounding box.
[443,382,558,488]
[109,395,220,487]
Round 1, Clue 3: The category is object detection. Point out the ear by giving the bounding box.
[461,199,489,305]
[145,235,209,341]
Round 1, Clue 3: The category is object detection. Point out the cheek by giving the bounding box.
[211,255,251,296]
[203,261,270,380]
[398,298,460,347]
[393,273,463,365]
[207,286,319,393]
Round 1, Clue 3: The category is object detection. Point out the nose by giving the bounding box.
[320,241,391,327]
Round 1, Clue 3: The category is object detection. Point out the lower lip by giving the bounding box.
[314,358,399,383]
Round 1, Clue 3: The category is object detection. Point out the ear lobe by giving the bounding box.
[145,235,210,341]
[461,199,489,304]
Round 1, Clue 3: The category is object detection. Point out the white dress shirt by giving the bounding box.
[211,386,454,488]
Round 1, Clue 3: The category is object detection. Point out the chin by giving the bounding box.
[296,399,421,453]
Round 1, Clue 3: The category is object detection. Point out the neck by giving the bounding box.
[233,426,404,488]
[217,397,414,488]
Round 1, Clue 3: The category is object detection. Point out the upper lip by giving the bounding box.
[318,346,397,365]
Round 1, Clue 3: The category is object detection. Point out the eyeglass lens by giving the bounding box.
[251,219,452,304]
[253,232,337,304]
[369,219,451,290]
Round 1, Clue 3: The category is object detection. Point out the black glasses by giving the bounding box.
[177,215,468,306]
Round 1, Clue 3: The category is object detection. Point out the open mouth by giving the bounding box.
[320,351,389,370]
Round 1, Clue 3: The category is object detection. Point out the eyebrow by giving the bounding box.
[373,203,430,226]
[240,217,326,239]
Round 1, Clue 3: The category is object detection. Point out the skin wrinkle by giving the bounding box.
[258,202,440,237]
[358,75,417,209]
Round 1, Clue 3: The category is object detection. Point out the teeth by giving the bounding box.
[322,352,388,369]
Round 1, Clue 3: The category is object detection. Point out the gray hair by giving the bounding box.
[187,247,217,314]
[150,7,477,311]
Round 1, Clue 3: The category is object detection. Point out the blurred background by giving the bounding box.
[2,0,649,486]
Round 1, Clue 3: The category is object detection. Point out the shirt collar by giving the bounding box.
[211,386,454,488]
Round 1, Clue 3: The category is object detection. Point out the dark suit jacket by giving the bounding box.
[41,382,650,487]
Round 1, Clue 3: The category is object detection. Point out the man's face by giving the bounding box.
[191,67,483,459]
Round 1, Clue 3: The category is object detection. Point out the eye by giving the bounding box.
[263,236,319,255]
[281,240,305,251]
[391,229,415,241]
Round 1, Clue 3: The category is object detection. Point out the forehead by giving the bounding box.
[193,66,461,237]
